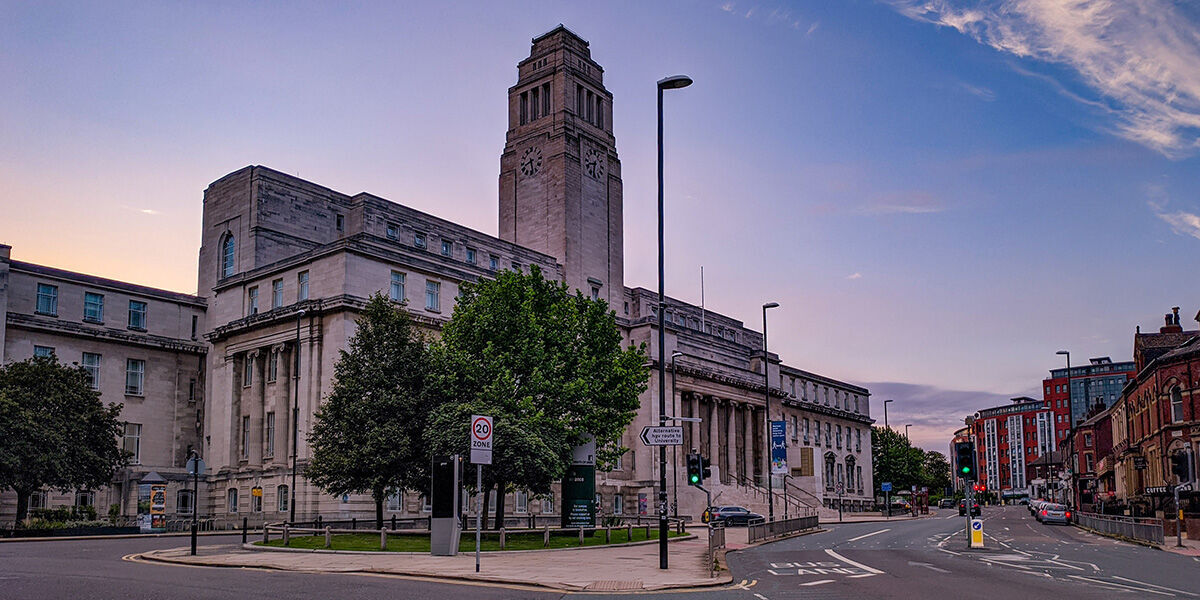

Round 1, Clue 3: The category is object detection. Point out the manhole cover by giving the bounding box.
[584,581,644,591]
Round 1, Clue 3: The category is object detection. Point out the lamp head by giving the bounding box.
[657,75,693,90]
[763,302,780,309]
[1056,350,1069,356]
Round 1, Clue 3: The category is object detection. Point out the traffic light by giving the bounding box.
[955,441,977,482]
[701,455,712,481]
[686,453,702,486]
[1170,451,1192,482]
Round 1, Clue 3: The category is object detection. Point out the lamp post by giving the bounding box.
[1057,350,1073,507]
[657,73,691,570]
[290,308,305,524]
[671,350,684,517]
[762,301,779,522]
[905,424,912,441]
[884,399,894,430]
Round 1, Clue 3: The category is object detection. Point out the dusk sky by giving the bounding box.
[3,1,1199,452]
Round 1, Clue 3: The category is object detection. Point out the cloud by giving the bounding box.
[856,382,1019,452]
[862,191,946,215]
[959,82,996,101]
[885,0,1200,158]
[1156,210,1200,240]
[720,2,735,13]
[140,209,160,215]
[846,272,863,280]
[807,22,819,35]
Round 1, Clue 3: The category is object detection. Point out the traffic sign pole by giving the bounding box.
[470,415,493,572]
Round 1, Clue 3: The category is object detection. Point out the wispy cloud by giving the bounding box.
[846,272,863,280]
[885,0,1200,158]
[959,82,996,101]
[120,206,161,216]
[719,2,811,34]
[720,2,735,13]
[807,22,819,36]
[857,382,1018,452]
[1145,180,1200,240]
[862,191,946,215]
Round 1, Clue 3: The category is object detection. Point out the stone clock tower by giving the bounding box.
[499,25,623,308]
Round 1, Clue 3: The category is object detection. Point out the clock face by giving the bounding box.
[520,146,542,177]
[584,147,606,180]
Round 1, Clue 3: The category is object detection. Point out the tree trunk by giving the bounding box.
[480,481,493,528]
[493,481,507,530]
[374,488,384,530]
[14,489,30,525]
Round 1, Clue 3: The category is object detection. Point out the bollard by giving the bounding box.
[380,527,387,551]
[324,526,332,548]
[262,526,269,544]
[391,515,396,530]
[627,523,632,542]
[645,523,651,539]
[242,517,248,544]
[352,517,357,530]
[317,515,323,528]
[543,525,550,547]
[579,528,585,546]
[283,525,290,546]
[499,527,506,550]
[604,526,611,544]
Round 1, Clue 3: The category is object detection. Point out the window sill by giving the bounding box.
[425,307,441,314]
[83,318,104,325]
[35,311,58,318]
[126,393,144,398]
[127,326,147,333]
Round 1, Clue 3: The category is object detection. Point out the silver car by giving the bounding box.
[1039,503,1071,525]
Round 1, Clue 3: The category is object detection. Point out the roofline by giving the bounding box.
[10,260,206,307]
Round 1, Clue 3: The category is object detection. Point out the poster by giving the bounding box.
[770,420,788,474]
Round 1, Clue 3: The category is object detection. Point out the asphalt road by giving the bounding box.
[2,508,1197,599]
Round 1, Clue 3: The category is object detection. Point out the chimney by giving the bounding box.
[1173,306,1181,325]
[1162,308,1184,333]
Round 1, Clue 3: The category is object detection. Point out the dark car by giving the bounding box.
[705,506,764,526]
[938,498,956,509]
[959,499,981,516]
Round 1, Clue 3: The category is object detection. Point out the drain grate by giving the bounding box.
[584,580,644,591]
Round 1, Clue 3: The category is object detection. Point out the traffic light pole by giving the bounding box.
[964,481,973,544]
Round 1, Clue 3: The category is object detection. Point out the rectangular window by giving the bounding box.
[243,355,253,387]
[489,255,499,270]
[277,486,289,512]
[335,213,344,232]
[856,428,862,452]
[75,490,95,508]
[421,494,432,513]
[251,492,262,513]
[414,232,427,249]
[84,292,104,322]
[191,315,198,339]
[791,416,798,442]
[123,423,141,464]
[247,287,258,316]
[576,84,584,115]
[814,420,820,446]
[297,271,309,301]
[390,271,406,302]
[613,494,623,515]
[520,91,528,125]
[272,279,283,309]
[586,90,594,122]
[228,489,238,513]
[531,86,540,119]
[125,359,145,395]
[542,82,550,116]
[267,351,278,382]
[33,345,55,358]
[386,490,402,512]
[127,300,147,330]
[596,97,603,128]
[386,222,399,240]
[425,281,440,311]
[188,378,196,403]
[82,352,101,390]
[836,425,843,449]
[177,490,194,515]
[441,240,452,256]
[825,423,832,446]
[515,490,529,514]
[36,283,58,315]
[803,418,810,444]
[242,415,250,459]
[265,412,275,458]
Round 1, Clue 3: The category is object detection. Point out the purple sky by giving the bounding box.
[3,1,1199,452]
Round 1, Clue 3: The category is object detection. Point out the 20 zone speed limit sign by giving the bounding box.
[470,415,493,465]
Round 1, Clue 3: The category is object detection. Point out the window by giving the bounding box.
[297,271,309,301]
[520,90,528,124]
[34,345,55,358]
[252,491,263,513]
[271,279,283,309]
[814,420,820,446]
[82,353,101,389]
[856,428,862,453]
[542,493,554,514]
[265,412,275,457]
[188,378,196,403]
[36,283,58,315]
[84,292,104,322]
[414,232,427,249]
[268,351,278,382]
[421,494,431,513]
[512,261,522,272]
[803,418,810,444]
[277,486,289,513]
[227,488,239,513]
[489,255,499,270]
[591,286,600,300]
[241,415,250,459]
[177,490,194,515]
[425,281,440,311]
[857,466,863,492]
[29,490,46,510]
[243,355,253,387]
[614,451,624,471]
[515,490,529,514]
[221,235,236,278]
[191,315,198,339]
[1083,432,1093,447]
[466,248,476,264]
[386,490,402,512]
[531,86,540,119]
[1171,387,1185,423]
[247,287,259,316]
[75,490,95,507]
[836,425,842,449]
[441,240,452,256]
[123,423,141,464]
[386,222,399,240]
[791,416,798,442]
[390,271,406,302]
[125,359,145,395]
[127,300,147,329]
[825,423,832,446]
[613,494,623,515]
[335,213,345,232]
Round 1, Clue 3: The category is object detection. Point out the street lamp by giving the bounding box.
[884,399,894,430]
[1057,350,1073,506]
[905,424,912,441]
[762,301,779,522]
[656,73,691,571]
[290,308,305,524]
[671,350,684,517]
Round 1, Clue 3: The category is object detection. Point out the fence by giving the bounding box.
[707,522,726,578]
[747,514,819,543]
[1074,511,1164,545]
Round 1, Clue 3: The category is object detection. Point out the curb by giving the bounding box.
[243,532,696,555]
[0,530,246,543]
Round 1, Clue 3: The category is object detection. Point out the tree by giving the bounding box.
[306,293,431,529]
[0,356,127,523]
[424,266,648,528]
[922,450,951,495]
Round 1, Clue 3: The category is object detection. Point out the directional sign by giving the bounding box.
[970,518,984,548]
[470,415,493,465]
[640,426,683,446]
[881,482,893,492]
[186,457,205,476]
[1178,482,1193,493]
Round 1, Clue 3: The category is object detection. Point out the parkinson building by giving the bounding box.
[1,26,872,525]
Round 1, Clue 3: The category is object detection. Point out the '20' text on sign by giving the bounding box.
[470,415,493,465]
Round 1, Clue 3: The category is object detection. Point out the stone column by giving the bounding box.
[689,393,700,454]
[726,401,738,484]
[707,396,720,469]
[744,405,757,486]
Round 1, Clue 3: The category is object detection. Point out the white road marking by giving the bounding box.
[908,561,951,573]
[824,549,885,574]
[1068,575,1174,596]
[847,529,890,542]
[848,573,877,578]
[1111,576,1199,597]
[800,580,834,586]
[754,593,769,600]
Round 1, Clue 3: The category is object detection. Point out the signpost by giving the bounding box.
[640,426,683,447]
[186,455,204,556]
[469,415,492,573]
[881,482,892,519]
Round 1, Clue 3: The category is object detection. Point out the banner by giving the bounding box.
[770,420,788,474]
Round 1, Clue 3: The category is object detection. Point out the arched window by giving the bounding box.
[1171,386,1185,423]
[824,452,836,491]
[221,234,235,278]
[845,456,856,491]
[227,488,238,513]
[277,485,289,513]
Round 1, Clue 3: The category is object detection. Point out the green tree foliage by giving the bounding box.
[871,426,951,498]
[0,356,127,523]
[306,294,430,528]
[424,266,648,528]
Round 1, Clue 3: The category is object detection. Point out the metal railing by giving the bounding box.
[747,514,819,543]
[1074,511,1164,545]
[732,474,817,517]
[707,522,726,578]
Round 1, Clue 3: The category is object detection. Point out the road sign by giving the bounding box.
[881,482,892,492]
[186,457,205,476]
[470,415,493,465]
[970,518,984,548]
[640,426,683,446]
[836,481,845,495]
[1178,482,1193,492]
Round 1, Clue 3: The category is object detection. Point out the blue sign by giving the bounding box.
[881,482,893,492]
[770,420,788,474]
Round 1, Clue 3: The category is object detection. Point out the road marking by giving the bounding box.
[1068,575,1174,596]
[848,573,877,578]
[847,529,890,542]
[801,580,834,586]
[1111,576,1199,597]
[754,593,769,600]
[908,561,950,573]
[824,549,884,574]
[937,548,962,556]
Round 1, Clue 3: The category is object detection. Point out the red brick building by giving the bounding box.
[971,397,1056,498]
[1071,406,1114,510]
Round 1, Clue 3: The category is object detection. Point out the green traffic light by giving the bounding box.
[961,466,971,473]
[689,475,699,483]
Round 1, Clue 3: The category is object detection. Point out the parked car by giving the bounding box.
[959,499,981,516]
[705,506,764,526]
[938,498,956,509]
[1038,503,1071,525]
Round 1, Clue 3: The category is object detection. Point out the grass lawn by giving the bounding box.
[256,527,687,552]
